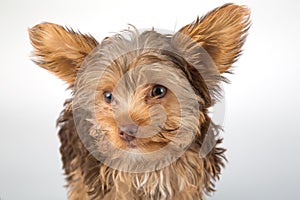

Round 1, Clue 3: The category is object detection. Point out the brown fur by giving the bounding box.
[29,23,98,84]
[177,4,250,73]
[29,4,250,200]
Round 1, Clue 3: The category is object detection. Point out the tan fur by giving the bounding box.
[68,168,89,200]
[29,4,250,200]
[177,4,250,73]
[29,22,98,84]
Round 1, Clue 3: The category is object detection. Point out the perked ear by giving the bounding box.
[29,22,98,85]
[178,4,250,74]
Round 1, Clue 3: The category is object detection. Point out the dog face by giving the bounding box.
[80,32,206,155]
[70,34,205,172]
[29,4,250,172]
[93,50,187,152]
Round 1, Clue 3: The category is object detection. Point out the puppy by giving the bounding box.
[29,3,250,200]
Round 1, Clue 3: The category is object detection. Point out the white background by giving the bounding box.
[0,0,299,199]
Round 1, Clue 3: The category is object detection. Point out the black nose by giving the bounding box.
[119,124,138,136]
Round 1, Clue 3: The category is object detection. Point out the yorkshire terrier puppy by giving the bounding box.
[29,3,250,200]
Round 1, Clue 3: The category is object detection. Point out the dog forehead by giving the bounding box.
[111,62,183,94]
[93,31,181,84]
[77,29,196,100]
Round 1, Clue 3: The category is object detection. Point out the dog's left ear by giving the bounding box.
[29,22,99,85]
[175,4,250,74]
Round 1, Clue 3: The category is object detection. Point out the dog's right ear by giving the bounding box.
[29,22,98,85]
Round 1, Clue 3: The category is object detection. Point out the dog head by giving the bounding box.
[29,4,250,172]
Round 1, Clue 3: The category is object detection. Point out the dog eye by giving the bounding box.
[151,85,167,98]
[103,91,113,103]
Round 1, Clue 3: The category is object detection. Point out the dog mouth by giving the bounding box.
[117,127,178,151]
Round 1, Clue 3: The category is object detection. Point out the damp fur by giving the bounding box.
[29,3,250,200]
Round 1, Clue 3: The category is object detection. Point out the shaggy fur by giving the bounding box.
[29,3,250,200]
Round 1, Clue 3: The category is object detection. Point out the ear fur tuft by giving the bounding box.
[29,22,98,84]
[178,4,251,73]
